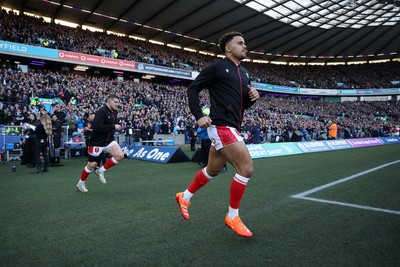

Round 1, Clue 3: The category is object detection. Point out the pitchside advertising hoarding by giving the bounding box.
[324,139,353,150]
[121,145,189,163]
[345,138,384,148]
[247,143,302,158]
[120,137,399,163]
[251,137,397,160]
[380,137,400,144]
[295,138,385,153]
[296,141,331,153]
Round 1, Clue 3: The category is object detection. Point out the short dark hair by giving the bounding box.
[219,32,243,53]
[107,94,120,101]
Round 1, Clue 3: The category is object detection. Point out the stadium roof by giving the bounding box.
[2,0,400,63]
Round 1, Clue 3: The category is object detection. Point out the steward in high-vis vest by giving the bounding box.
[328,120,338,139]
[30,97,40,106]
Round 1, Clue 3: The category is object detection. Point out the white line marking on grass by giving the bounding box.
[291,159,400,215]
[297,197,400,215]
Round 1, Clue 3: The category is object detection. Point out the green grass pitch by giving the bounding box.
[1,144,399,266]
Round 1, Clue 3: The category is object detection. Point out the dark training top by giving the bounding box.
[34,123,48,140]
[89,104,117,146]
[187,58,256,131]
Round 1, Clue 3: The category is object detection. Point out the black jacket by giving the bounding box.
[89,105,117,146]
[34,123,48,141]
[187,58,255,131]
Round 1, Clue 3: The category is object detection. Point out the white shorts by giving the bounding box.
[87,140,118,157]
[207,125,243,151]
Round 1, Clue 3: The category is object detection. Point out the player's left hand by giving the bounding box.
[197,116,212,128]
[248,85,259,102]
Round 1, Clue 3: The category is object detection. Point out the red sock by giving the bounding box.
[102,157,118,170]
[80,167,92,181]
[187,169,210,194]
[229,174,250,209]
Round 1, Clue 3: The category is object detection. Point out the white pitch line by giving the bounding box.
[292,159,400,198]
[296,196,400,215]
[291,159,400,215]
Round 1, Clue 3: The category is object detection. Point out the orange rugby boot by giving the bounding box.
[225,214,253,237]
[175,192,190,220]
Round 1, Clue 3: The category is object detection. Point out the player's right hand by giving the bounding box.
[197,116,212,128]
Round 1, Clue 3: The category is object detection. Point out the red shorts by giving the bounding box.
[207,125,243,151]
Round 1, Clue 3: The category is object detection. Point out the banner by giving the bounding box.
[374,137,400,145]
[338,88,400,96]
[346,138,384,148]
[121,145,189,163]
[296,141,331,153]
[64,137,400,162]
[136,63,192,78]
[247,137,398,160]
[58,51,136,70]
[324,140,353,150]
[0,40,58,59]
[252,82,300,94]
[248,143,302,159]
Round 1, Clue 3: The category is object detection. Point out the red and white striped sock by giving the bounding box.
[80,166,93,182]
[98,157,119,173]
[228,174,250,219]
[184,168,214,202]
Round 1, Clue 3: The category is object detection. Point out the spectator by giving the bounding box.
[188,124,198,151]
[0,103,6,124]
[249,121,261,144]
[77,115,85,133]
[66,114,77,136]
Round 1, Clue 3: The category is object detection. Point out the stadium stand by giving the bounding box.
[1,63,399,145]
[0,9,399,89]
[0,8,399,152]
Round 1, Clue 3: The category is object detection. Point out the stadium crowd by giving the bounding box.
[1,9,400,145]
[1,9,399,89]
[1,63,399,145]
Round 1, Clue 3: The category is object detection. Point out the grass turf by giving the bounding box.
[0,144,399,266]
